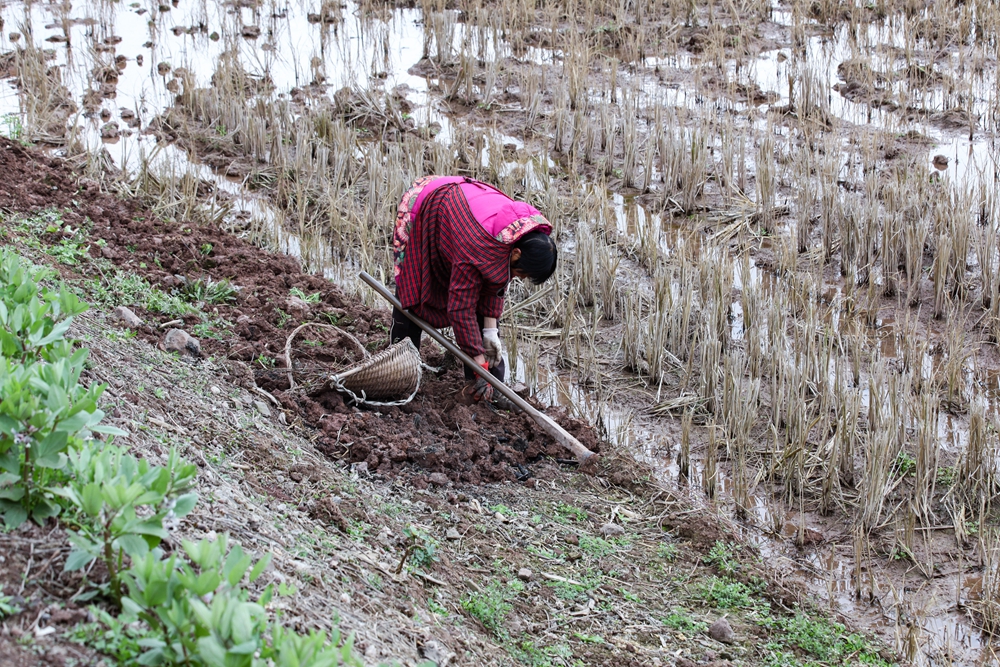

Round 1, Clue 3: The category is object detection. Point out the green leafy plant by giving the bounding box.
[0,353,123,528]
[759,612,891,666]
[657,543,679,561]
[87,270,196,318]
[704,541,741,575]
[461,579,522,636]
[661,608,707,633]
[894,451,916,477]
[0,588,21,619]
[700,576,765,610]
[397,524,439,573]
[117,535,273,666]
[56,445,197,602]
[578,534,616,558]
[1,113,24,141]
[0,250,126,528]
[554,502,586,523]
[0,250,88,363]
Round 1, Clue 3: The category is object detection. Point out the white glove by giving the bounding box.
[482,327,503,367]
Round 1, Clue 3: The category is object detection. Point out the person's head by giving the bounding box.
[510,231,557,285]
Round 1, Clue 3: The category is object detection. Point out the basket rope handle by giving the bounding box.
[283,322,369,390]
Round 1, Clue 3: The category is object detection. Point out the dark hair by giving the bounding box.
[512,231,558,285]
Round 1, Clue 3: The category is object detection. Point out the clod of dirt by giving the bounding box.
[664,513,724,548]
[112,305,142,328]
[600,522,625,537]
[708,617,735,644]
[241,25,261,38]
[100,121,119,139]
[932,154,949,170]
[517,568,533,581]
[157,61,171,76]
[428,472,449,487]
[308,496,349,532]
[163,328,201,357]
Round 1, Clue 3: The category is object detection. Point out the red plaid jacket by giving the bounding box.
[393,178,550,357]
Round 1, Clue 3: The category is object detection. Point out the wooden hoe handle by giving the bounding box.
[359,272,596,463]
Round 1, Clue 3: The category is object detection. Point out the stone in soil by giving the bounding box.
[428,472,449,486]
[517,568,533,581]
[163,328,201,357]
[446,528,461,540]
[600,522,625,537]
[112,305,142,327]
[708,617,735,644]
[420,640,455,667]
[253,400,272,417]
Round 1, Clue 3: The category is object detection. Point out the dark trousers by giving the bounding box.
[390,307,506,382]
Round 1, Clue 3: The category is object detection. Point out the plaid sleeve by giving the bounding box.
[478,289,505,319]
[447,262,486,357]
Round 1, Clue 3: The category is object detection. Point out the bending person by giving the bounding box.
[390,175,558,402]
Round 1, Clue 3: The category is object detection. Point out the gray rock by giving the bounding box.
[420,640,455,667]
[252,400,271,417]
[428,472,450,487]
[708,617,735,644]
[112,305,142,328]
[163,329,201,357]
[446,528,461,540]
[599,523,626,537]
[286,295,310,314]
[517,568,533,582]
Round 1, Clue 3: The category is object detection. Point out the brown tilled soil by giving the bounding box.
[0,137,599,486]
[0,524,102,666]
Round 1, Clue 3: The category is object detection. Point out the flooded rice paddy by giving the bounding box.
[4,0,1000,664]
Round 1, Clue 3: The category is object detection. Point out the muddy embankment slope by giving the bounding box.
[0,138,898,667]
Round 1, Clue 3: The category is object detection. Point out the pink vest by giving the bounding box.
[411,177,546,240]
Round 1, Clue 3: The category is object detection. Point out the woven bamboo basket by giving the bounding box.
[329,338,424,405]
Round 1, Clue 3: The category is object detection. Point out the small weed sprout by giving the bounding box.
[0,589,21,619]
[290,287,321,303]
[461,579,522,636]
[397,525,439,573]
[704,541,741,575]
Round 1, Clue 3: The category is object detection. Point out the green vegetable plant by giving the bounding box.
[0,353,123,528]
[0,249,127,529]
[119,535,272,666]
[57,446,197,602]
[0,251,87,363]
